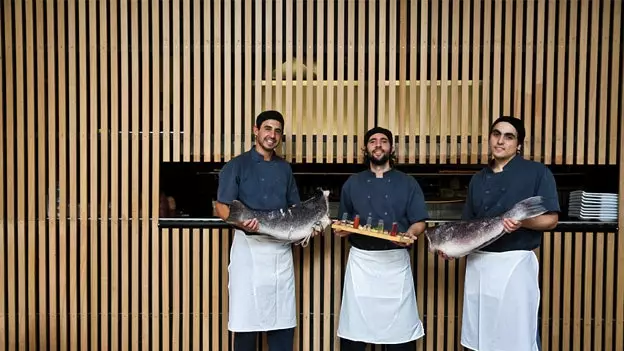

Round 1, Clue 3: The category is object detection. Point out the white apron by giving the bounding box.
[460,250,540,351]
[228,229,296,332]
[337,247,424,344]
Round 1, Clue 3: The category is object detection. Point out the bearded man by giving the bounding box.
[332,126,429,351]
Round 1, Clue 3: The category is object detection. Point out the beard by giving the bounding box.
[367,149,390,165]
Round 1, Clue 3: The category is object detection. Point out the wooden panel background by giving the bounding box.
[0,0,623,350]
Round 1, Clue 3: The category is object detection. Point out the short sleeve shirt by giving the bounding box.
[338,169,429,251]
[217,147,300,211]
[461,155,560,252]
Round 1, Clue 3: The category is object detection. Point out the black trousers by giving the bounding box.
[234,328,295,351]
[340,337,416,351]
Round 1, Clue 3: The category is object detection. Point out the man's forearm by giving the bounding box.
[407,221,426,236]
[521,213,558,231]
[214,202,230,221]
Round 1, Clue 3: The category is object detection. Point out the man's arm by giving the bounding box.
[522,212,558,230]
[215,201,259,232]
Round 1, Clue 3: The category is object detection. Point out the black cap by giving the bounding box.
[491,116,525,144]
[364,126,393,146]
[255,110,285,129]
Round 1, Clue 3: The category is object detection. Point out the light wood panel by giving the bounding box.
[0,0,623,351]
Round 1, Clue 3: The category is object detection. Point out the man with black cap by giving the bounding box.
[215,110,315,351]
[333,126,429,350]
[451,116,560,351]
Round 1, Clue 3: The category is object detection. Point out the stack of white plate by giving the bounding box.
[568,190,618,221]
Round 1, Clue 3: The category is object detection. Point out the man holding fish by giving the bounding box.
[451,116,560,351]
[333,126,428,351]
[215,110,319,351]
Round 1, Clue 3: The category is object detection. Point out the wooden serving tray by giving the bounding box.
[331,223,414,244]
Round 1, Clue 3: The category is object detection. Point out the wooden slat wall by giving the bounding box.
[0,0,623,350]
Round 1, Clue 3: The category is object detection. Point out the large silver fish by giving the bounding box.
[424,196,549,258]
[225,188,332,246]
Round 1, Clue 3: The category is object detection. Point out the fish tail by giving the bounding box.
[504,196,548,221]
[226,200,249,223]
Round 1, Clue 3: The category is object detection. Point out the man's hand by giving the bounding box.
[238,218,259,232]
[437,251,454,261]
[332,220,350,237]
[502,218,522,233]
[393,230,418,247]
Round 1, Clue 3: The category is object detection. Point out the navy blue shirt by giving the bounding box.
[462,155,560,252]
[217,147,300,211]
[338,169,429,251]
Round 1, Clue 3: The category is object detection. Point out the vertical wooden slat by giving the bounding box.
[181,228,189,350]
[224,0,232,161]
[439,0,448,164]
[541,234,552,349]
[449,0,459,164]
[366,0,375,138]
[171,228,179,350]
[264,0,272,114]
[131,0,141,345]
[357,0,365,163]
[193,0,201,162]
[77,0,89,348]
[576,0,589,165]
[604,232,615,350]
[35,0,47,347]
[109,0,120,346]
[221,234,229,350]
[387,0,397,150]
[172,0,180,162]
[551,233,562,351]
[192,229,200,349]
[120,0,130,347]
[460,0,469,164]
[543,0,556,164]
[554,0,566,164]
[67,0,79,349]
[429,0,439,164]
[346,1,355,164]
[336,0,345,164]
[397,0,406,163]
[321,236,330,351]
[274,0,283,159]
[573,234,583,347]
[617,67,624,351]
[45,0,58,346]
[210,230,218,351]
[408,0,416,164]
[609,0,621,165]
[244,0,252,153]
[480,0,492,163]
[377,0,386,128]
[491,0,502,120]
[24,0,37,348]
[583,233,594,350]
[141,0,151,348]
[88,0,100,347]
[162,0,170,162]
[597,0,611,165]
[284,0,292,162]
[586,0,600,165]
[333,238,342,351]
[204,0,212,161]
[523,0,534,160]
[201,230,209,351]
[513,0,523,118]
[290,0,298,162]
[470,0,480,163]
[420,0,429,164]
[566,0,577,164]
[0,0,5,346]
[502,0,513,114]
[561,232,574,350]
[326,0,334,163]
[593,234,605,351]
[294,2,304,162]
[315,0,323,162]
[305,0,313,162]
[233,0,241,158]
[151,0,161,343]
